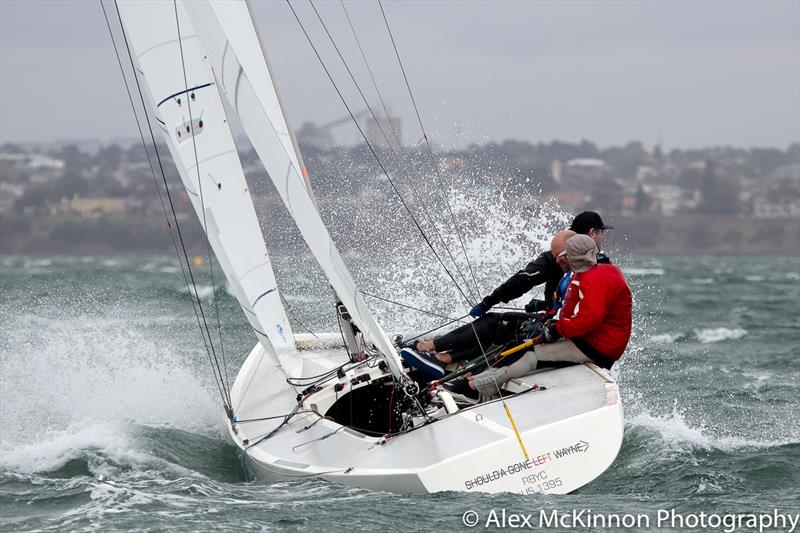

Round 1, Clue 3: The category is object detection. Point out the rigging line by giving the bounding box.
[286,0,473,305]
[234,410,317,424]
[308,1,396,158]
[286,356,377,385]
[328,1,477,303]
[173,0,232,407]
[378,0,483,301]
[360,290,467,322]
[340,0,402,148]
[279,293,319,339]
[404,315,469,343]
[111,0,229,410]
[245,402,304,449]
[290,0,472,307]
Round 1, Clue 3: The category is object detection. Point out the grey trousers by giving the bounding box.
[472,339,591,400]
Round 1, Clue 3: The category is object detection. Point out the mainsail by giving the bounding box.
[183,0,408,381]
[116,0,301,379]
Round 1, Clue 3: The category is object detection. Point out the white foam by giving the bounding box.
[694,327,747,343]
[647,332,683,344]
[25,258,53,267]
[744,275,764,282]
[179,284,216,301]
[0,421,140,474]
[623,267,665,276]
[786,272,800,281]
[628,409,796,451]
[691,277,714,285]
[0,309,223,452]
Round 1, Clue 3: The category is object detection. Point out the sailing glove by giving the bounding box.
[542,322,562,344]
[469,302,490,318]
[524,298,547,313]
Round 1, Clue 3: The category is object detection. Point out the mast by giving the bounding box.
[182,0,408,382]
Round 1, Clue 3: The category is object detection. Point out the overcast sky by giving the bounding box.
[1,0,798,150]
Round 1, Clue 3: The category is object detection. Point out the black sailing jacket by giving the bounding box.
[480,251,611,312]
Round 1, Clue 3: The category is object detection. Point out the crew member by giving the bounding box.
[452,234,632,401]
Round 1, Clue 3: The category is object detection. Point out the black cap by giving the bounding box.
[569,211,614,234]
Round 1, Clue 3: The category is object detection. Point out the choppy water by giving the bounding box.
[1,252,799,532]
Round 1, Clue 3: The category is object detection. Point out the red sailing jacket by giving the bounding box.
[556,263,632,361]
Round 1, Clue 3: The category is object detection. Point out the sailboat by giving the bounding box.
[111,0,623,494]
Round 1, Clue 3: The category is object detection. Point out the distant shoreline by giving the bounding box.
[1,213,798,256]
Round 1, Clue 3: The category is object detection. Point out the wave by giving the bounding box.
[24,258,53,267]
[178,284,217,301]
[691,277,714,285]
[647,332,684,344]
[627,409,797,451]
[623,267,665,276]
[694,327,747,343]
[742,369,773,387]
[0,309,224,453]
[0,421,157,476]
[646,328,747,344]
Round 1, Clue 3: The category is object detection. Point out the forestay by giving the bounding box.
[116,0,301,380]
[183,0,407,381]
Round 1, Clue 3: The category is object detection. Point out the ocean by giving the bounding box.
[1,252,798,532]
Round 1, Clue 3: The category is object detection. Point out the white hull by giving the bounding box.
[228,340,624,495]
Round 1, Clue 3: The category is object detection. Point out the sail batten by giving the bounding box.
[183,0,407,380]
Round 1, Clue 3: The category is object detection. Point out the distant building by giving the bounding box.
[0,182,24,214]
[646,184,683,216]
[566,158,606,168]
[753,196,800,218]
[0,152,65,170]
[564,158,609,183]
[769,162,800,181]
[62,195,127,217]
[636,165,657,181]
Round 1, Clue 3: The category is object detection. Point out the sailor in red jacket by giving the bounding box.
[464,234,632,401]
[542,234,632,367]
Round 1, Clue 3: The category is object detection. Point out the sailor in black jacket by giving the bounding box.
[400,230,574,378]
[478,211,613,315]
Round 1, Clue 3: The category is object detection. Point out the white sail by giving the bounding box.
[116,0,301,380]
[183,0,407,380]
